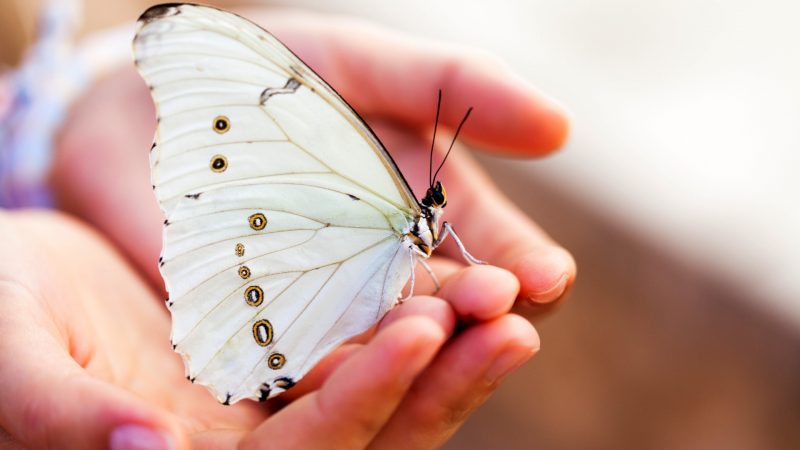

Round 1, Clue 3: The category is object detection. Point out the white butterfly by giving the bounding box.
[133,3,481,404]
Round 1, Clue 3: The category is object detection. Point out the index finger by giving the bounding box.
[249,9,570,155]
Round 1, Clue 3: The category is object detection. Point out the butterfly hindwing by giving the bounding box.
[166,183,410,402]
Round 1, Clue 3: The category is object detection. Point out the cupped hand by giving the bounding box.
[0,211,534,449]
[39,7,577,449]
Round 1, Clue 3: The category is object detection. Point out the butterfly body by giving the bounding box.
[135,3,475,404]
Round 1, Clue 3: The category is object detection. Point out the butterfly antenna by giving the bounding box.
[429,89,443,188]
[432,106,473,184]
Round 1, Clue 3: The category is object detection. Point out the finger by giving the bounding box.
[281,295,457,402]
[251,10,570,155]
[512,281,573,318]
[378,296,456,335]
[433,149,576,306]
[276,343,362,402]
[269,270,517,405]
[369,314,539,450]
[435,265,519,321]
[0,284,184,450]
[406,256,463,296]
[239,316,446,450]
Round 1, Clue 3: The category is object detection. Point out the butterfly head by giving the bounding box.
[422,181,447,209]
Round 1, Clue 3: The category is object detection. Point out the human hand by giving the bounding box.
[53,8,576,308]
[0,210,534,449]
[46,8,576,448]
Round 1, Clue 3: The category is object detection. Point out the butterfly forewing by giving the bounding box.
[134,4,418,403]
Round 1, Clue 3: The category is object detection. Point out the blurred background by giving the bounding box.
[3,0,799,448]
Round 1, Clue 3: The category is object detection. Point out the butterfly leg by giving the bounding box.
[418,258,441,293]
[435,222,486,265]
[399,252,417,303]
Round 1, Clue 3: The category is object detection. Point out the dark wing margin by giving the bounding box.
[139,3,183,23]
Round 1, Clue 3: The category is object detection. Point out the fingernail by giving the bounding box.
[486,345,535,384]
[527,273,568,304]
[110,425,175,450]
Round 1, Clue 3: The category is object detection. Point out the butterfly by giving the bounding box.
[133,3,481,404]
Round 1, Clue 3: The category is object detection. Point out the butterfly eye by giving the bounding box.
[213,115,231,133]
[252,319,274,346]
[235,243,245,257]
[244,285,264,306]
[424,181,446,207]
[210,154,228,172]
[238,266,251,279]
[249,213,268,231]
[268,353,286,369]
[432,191,445,206]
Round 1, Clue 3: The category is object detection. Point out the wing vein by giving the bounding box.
[139,50,286,77]
[161,181,398,229]
[299,242,406,376]
[230,235,397,392]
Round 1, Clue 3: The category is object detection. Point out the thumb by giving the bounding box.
[20,375,184,450]
[0,287,185,450]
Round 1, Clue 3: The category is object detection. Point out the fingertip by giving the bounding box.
[500,313,542,352]
[79,380,185,450]
[380,296,457,337]
[453,60,571,155]
[513,246,576,304]
[485,315,540,384]
[17,374,187,450]
[510,73,572,154]
[463,314,540,385]
[97,387,187,450]
[439,265,520,320]
[109,424,179,450]
[527,100,571,154]
[373,316,447,386]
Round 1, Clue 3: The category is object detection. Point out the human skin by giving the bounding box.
[0,9,576,450]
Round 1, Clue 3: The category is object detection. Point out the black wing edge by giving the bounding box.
[138,3,185,23]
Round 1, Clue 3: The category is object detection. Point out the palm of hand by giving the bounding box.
[0,204,524,449]
[0,214,266,446]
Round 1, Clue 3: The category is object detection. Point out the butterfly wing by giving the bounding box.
[134,4,419,403]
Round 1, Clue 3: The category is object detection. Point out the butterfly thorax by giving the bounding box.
[409,181,448,257]
[407,208,438,257]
